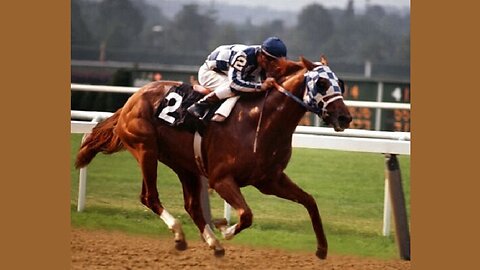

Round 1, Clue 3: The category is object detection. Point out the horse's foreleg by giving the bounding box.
[213,177,253,240]
[255,173,328,260]
[178,172,224,257]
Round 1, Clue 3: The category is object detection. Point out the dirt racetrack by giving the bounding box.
[72,228,411,269]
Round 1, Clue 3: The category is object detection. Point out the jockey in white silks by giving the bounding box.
[187,37,287,121]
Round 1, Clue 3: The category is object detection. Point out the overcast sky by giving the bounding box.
[195,0,410,11]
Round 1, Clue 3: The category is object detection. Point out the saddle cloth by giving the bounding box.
[155,83,222,133]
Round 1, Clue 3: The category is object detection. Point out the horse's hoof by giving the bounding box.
[175,240,188,251]
[316,248,327,260]
[213,247,225,257]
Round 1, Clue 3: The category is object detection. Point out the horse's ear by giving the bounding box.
[300,56,315,71]
[320,54,329,66]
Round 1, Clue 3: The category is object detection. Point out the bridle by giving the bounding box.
[318,94,344,118]
[272,72,344,118]
[253,65,344,152]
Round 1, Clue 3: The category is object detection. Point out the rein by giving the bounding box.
[251,70,344,153]
[253,90,269,153]
[273,81,343,118]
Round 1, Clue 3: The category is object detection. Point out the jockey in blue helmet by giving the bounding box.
[261,36,287,59]
[187,37,287,120]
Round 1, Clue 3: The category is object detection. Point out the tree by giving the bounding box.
[294,4,334,58]
[71,0,92,46]
[96,0,144,51]
[365,5,387,19]
[397,34,410,63]
[131,0,170,49]
[209,23,240,47]
[166,4,216,53]
[254,19,287,44]
[345,0,355,18]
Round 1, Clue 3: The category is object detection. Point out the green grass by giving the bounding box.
[70,134,410,259]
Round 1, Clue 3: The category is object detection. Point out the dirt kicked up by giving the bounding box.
[71,228,411,270]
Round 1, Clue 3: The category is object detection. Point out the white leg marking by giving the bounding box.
[202,224,217,247]
[160,209,185,242]
[160,209,176,229]
[202,224,225,255]
[220,223,237,240]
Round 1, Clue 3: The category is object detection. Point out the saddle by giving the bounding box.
[155,83,223,134]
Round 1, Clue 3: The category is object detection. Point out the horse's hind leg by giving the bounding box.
[255,172,328,260]
[128,144,162,212]
[126,143,187,251]
[177,171,224,257]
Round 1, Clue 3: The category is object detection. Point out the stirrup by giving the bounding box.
[187,105,209,120]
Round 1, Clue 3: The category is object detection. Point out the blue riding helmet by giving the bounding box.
[261,37,287,59]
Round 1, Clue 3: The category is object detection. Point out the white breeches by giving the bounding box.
[198,63,240,117]
[198,63,234,100]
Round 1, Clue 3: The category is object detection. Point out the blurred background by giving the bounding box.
[71,0,410,131]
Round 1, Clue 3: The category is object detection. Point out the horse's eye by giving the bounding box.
[315,78,330,91]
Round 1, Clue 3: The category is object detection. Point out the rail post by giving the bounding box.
[77,116,104,212]
[77,133,90,212]
[382,178,392,236]
[385,153,410,260]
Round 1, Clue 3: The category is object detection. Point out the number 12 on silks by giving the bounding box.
[158,92,183,124]
[232,55,247,70]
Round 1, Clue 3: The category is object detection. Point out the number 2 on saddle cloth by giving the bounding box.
[156,83,222,134]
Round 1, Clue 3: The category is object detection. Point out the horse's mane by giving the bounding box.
[271,57,320,84]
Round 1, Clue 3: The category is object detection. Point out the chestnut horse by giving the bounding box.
[75,57,352,259]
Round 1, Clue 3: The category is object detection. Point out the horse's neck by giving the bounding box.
[262,88,306,137]
[262,64,308,136]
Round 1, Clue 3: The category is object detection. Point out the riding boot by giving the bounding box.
[187,92,221,119]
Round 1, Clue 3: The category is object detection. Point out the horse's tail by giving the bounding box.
[75,109,125,169]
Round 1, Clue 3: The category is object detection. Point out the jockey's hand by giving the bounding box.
[261,77,276,91]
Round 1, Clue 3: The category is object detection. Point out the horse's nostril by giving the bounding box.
[338,115,352,124]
